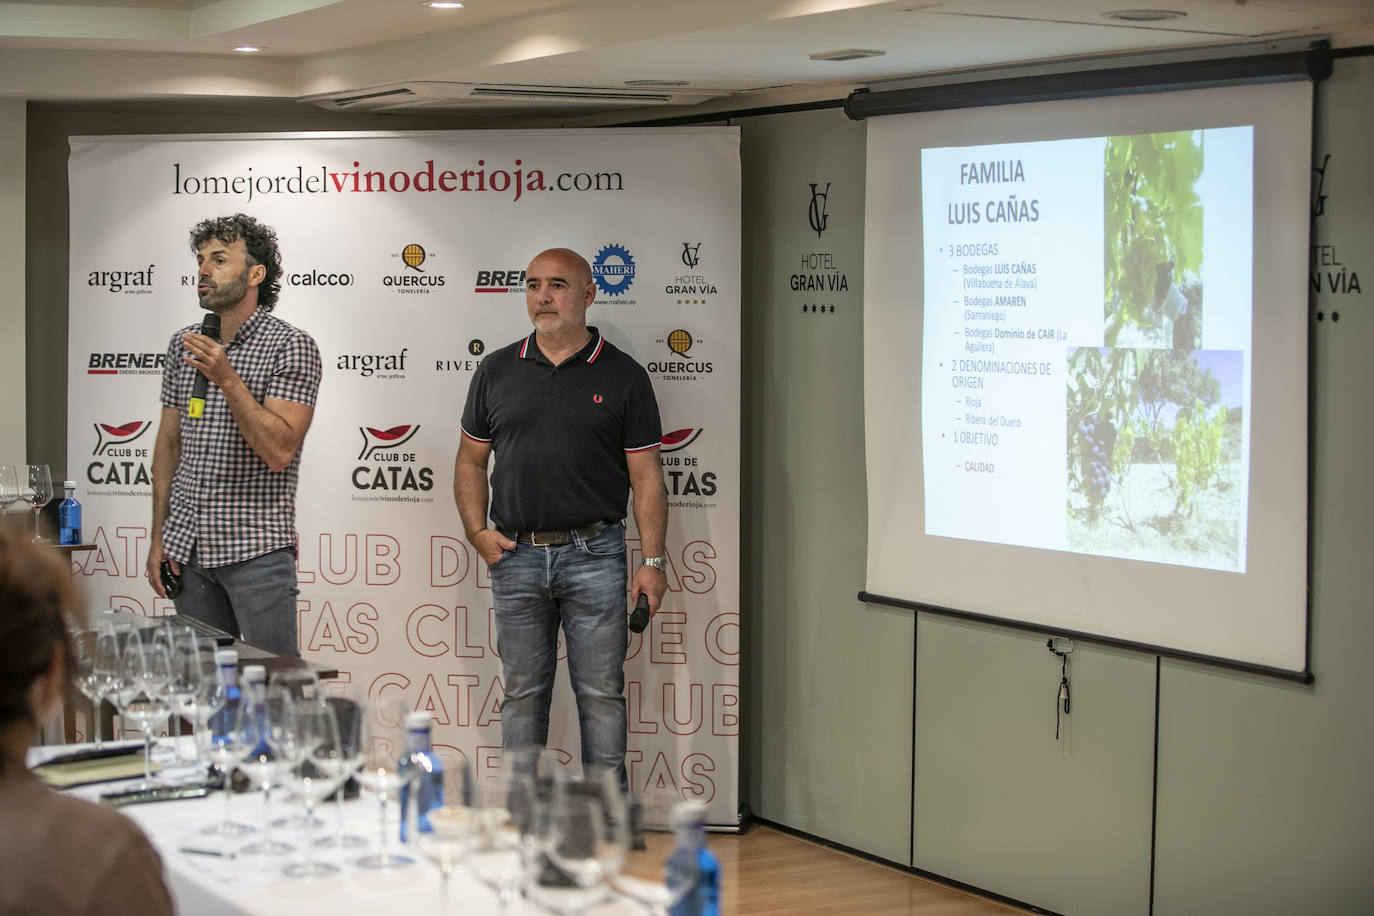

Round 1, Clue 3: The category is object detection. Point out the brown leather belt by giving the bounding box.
[505,520,617,547]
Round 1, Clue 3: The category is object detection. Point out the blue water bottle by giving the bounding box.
[59,480,82,546]
[667,801,720,916]
[240,665,270,758]
[397,712,445,843]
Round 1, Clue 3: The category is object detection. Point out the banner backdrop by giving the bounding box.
[67,128,741,825]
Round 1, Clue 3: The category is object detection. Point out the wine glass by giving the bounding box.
[267,669,324,830]
[0,464,20,511]
[178,638,223,771]
[113,626,173,790]
[24,464,52,542]
[202,679,255,838]
[279,696,343,878]
[529,792,613,915]
[420,806,478,912]
[353,696,414,870]
[71,626,118,749]
[467,750,544,911]
[608,784,694,915]
[315,695,368,850]
[158,624,200,766]
[236,680,295,855]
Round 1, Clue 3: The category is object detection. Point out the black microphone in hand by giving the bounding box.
[629,593,651,633]
[187,312,221,418]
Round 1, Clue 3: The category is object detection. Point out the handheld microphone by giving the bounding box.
[628,593,651,633]
[187,312,221,418]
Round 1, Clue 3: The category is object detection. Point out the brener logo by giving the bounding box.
[87,351,167,376]
[474,268,526,293]
[354,424,434,500]
[647,330,713,381]
[385,244,446,294]
[88,265,155,295]
[88,421,152,489]
[660,426,717,504]
[592,243,636,300]
[337,348,407,379]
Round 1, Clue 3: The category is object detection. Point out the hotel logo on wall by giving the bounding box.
[666,242,717,304]
[808,182,830,238]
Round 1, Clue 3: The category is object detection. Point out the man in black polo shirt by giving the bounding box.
[454,247,668,782]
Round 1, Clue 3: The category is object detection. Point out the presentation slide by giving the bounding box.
[920,128,1252,572]
[862,80,1312,674]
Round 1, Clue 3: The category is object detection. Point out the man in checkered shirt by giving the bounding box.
[145,214,322,656]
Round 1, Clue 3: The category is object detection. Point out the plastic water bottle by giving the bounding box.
[397,712,444,843]
[58,480,82,546]
[240,664,270,758]
[666,801,720,916]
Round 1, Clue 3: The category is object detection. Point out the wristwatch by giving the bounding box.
[640,555,667,571]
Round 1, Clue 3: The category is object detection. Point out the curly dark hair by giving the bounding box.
[0,529,79,760]
[189,213,283,311]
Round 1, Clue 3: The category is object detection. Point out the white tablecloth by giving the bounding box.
[31,741,647,916]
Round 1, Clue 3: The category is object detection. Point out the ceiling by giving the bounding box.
[2,0,1372,123]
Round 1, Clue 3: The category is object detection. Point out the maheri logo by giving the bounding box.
[358,424,420,461]
[592,243,636,297]
[93,420,151,456]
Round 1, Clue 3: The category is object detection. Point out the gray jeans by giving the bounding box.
[174,546,300,656]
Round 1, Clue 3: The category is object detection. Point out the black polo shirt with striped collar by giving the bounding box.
[460,325,662,532]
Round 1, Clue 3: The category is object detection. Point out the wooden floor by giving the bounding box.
[621,823,1032,916]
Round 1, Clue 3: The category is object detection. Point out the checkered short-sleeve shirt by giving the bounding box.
[159,309,322,567]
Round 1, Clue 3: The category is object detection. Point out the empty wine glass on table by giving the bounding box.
[71,626,119,749]
[315,694,367,851]
[177,638,223,772]
[113,625,173,790]
[158,624,200,766]
[466,750,544,911]
[528,792,617,915]
[279,695,343,878]
[607,784,695,916]
[24,464,53,542]
[236,672,295,856]
[353,696,414,870]
[0,465,20,512]
[267,669,324,831]
[203,673,255,838]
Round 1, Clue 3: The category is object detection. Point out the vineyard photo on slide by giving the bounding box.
[1104,131,1204,350]
[1066,347,1243,572]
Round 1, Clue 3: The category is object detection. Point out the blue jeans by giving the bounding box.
[489,523,628,780]
[174,547,300,656]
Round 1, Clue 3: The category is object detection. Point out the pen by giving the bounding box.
[179,846,236,858]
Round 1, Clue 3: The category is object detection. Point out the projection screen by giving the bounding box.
[862,80,1312,676]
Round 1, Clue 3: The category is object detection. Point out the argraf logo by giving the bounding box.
[358,425,420,461]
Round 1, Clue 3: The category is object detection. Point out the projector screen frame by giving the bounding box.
[843,44,1332,121]
[856,64,1325,684]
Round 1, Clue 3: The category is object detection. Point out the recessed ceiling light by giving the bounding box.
[421,1,465,8]
[1102,9,1187,21]
[625,79,690,88]
[809,48,886,62]
[231,46,265,53]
